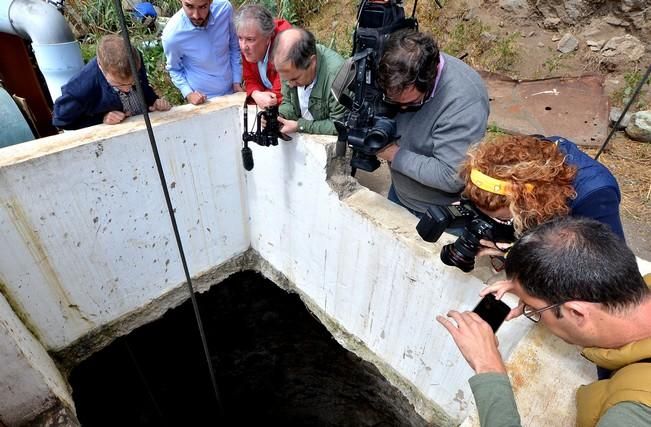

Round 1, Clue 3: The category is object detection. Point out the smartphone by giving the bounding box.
[473,294,511,332]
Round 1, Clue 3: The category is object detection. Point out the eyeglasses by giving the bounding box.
[382,86,434,110]
[105,76,135,91]
[382,92,428,109]
[523,302,564,323]
[110,82,135,91]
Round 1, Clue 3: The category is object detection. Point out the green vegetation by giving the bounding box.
[411,7,520,76]
[482,31,520,73]
[440,19,485,59]
[612,68,651,108]
[487,123,507,134]
[66,0,331,105]
[66,0,183,104]
[542,53,564,75]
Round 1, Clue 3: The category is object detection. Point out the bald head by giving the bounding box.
[272,28,316,70]
[272,28,318,88]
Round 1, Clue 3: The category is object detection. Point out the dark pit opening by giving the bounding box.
[69,271,428,426]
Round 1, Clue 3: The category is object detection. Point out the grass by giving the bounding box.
[487,123,507,134]
[542,53,564,75]
[481,31,520,74]
[612,68,651,108]
[67,0,184,104]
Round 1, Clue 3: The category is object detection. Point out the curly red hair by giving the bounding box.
[460,135,578,234]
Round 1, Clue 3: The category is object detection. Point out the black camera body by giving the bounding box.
[242,105,291,148]
[416,200,515,272]
[333,0,417,173]
[241,103,291,171]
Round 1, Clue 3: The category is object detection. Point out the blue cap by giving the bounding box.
[133,2,157,20]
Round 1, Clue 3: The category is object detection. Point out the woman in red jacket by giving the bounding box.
[235,4,292,108]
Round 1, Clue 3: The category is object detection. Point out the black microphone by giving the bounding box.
[241,145,254,171]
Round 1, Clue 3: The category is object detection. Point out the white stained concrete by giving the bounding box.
[1,95,647,426]
[0,291,73,424]
[0,97,250,351]
[245,133,556,424]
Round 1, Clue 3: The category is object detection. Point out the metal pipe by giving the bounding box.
[0,0,83,101]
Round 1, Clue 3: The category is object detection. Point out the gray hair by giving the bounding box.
[234,4,275,37]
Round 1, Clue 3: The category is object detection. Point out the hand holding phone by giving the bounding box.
[472,294,511,332]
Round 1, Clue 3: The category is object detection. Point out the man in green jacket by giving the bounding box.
[272,27,346,135]
[438,217,651,427]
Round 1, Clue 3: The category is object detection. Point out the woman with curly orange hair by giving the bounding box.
[461,134,623,239]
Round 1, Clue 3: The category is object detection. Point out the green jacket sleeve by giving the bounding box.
[296,91,345,135]
[278,82,298,120]
[469,373,522,427]
[597,402,651,427]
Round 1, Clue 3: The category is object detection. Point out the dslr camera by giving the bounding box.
[416,199,515,272]
[331,0,418,174]
[241,101,291,171]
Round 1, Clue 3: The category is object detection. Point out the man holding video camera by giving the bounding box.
[376,30,489,216]
[438,216,651,426]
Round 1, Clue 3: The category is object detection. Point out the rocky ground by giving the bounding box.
[308,0,651,258]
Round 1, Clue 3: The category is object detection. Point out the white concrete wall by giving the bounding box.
[0,291,73,425]
[0,95,649,425]
[244,133,575,423]
[0,97,250,351]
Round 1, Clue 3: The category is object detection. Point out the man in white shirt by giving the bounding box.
[273,28,346,135]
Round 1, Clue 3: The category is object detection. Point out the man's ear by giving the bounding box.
[563,301,591,326]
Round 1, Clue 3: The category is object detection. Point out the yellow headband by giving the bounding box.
[470,169,534,196]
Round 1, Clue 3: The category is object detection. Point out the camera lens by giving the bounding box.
[351,150,381,172]
[439,230,482,272]
[364,128,389,150]
[440,244,475,272]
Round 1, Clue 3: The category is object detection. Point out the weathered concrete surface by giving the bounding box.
[0,96,250,351]
[0,95,650,425]
[0,291,75,425]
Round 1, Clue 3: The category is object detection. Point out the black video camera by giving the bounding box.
[241,100,291,171]
[416,199,515,272]
[332,0,418,174]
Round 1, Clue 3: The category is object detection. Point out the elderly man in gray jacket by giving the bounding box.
[376,29,489,217]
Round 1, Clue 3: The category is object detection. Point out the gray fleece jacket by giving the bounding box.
[390,53,489,213]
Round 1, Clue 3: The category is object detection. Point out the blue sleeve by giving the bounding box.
[571,187,624,239]
[228,7,242,84]
[52,85,101,130]
[162,36,193,98]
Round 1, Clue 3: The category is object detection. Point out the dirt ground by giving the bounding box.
[309,0,651,259]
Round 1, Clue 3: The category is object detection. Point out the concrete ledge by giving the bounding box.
[0,97,648,425]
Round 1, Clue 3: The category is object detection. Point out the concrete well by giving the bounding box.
[0,94,649,425]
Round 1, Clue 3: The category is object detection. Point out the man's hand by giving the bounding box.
[377,143,400,162]
[150,98,172,112]
[251,90,278,109]
[477,239,513,258]
[480,280,524,321]
[186,91,207,105]
[278,117,298,134]
[103,110,127,125]
[233,83,244,93]
[437,310,507,374]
